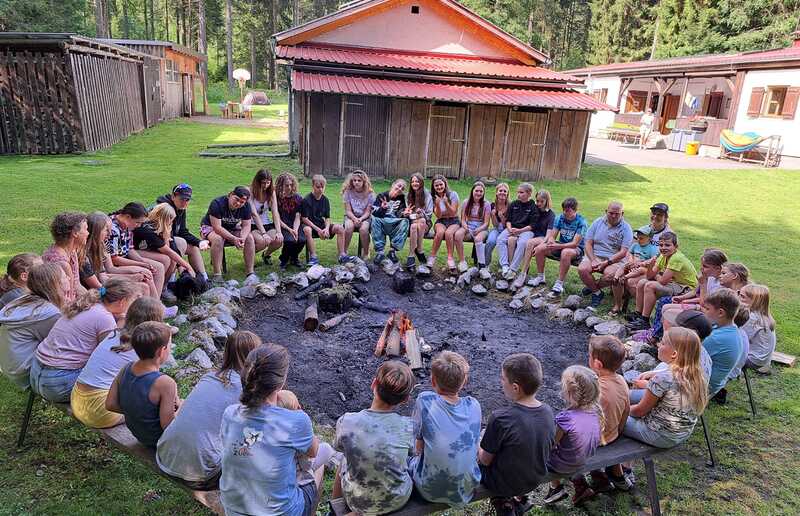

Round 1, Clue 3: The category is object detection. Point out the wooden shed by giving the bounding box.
[274,0,612,181]
[100,39,207,119]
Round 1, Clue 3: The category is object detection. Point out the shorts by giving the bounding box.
[435,217,460,228]
[200,225,241,244]
[251,222,275,233]
[655,282,691,297]
[466,220,482,233]
[547,247,584,266]
[70,383,123,429]
[303,224,325,239]
[300,481,319,516]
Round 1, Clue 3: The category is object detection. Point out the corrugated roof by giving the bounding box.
[277,45,578,82]
[292,70,613,111]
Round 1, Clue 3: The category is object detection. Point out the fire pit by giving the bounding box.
[240,267,593,425]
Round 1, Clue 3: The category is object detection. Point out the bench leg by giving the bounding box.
[743,367,757,418]
[700,414,716,467]
[222,247,228,274]
[17,390,36,448]
[642,456,661,516]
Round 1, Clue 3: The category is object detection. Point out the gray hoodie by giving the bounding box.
[0,298,60,389]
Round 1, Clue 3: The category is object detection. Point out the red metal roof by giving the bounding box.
[277,45,578,82]
[291,70,613,111]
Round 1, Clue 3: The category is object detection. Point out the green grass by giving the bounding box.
[1,119,799,515]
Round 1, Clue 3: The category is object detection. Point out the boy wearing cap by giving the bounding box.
[648,203,671,246]
[610,226,658,315]
[201,186,265,285]
[156,184,209,280]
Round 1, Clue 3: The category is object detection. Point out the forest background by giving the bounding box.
[1,0,798,97]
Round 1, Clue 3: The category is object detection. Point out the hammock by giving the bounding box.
[720,130,769,153]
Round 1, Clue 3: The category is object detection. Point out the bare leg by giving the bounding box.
[634,277,648,313]
[303,226,317,257]
[578,258,599,291]
[444,224,459,262]
[243,234,256,275]
[332,224,347,256]
[454,228,467,262]
[208,232,225,276]
[507,236,518,264]
[559,248,577,281]
[642,281,661,317]
[534,244,549,274]
[431,224,446,259]
[358,221,371,258]
[343,219,355,252]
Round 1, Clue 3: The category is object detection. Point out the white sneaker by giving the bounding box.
[528,275,546,287]
[479,267,492,280]
[512,273,527,289]
[458,261,469,273]
[550,282,564,294]
[426,256,436,268]
[504,268,517,281]
[500,265,509,276]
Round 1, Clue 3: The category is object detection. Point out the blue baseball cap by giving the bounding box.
[172,183,193,200]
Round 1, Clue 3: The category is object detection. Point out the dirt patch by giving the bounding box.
[241,271,592,426]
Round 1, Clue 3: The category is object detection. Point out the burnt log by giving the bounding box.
[293,275,332,300]
[318,286,355,314]
[320,313,349,332]
[392,271,415,294]
[303,301,319,331]
[405,329,423,369]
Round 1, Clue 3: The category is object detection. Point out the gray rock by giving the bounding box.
[174,366,200,380]
[382,261,399,276]
[188,329,218,356]
[334,268,354,283]
[225,279,240,289]
[471,284,488,296]
[594,320,627,340]
[266,272,280,284]
[546,303,561,315]
[162,352,178,369]
[256,283,277,297]
[585,316,604,328]
[573,308,592,324]
[562,294,583,309]
[513,287,532,300]
[479,268,492,280]
[509,298,524,310]
[354,265,371,282]
[620,360,635,373]
[187,304,211,322]
[243,274,261,287]
[625,340,646,358]
[445,277,456,284]
[196,317,229,343]
[422,282,435,291]
[633,352,658,372]
[172,314,189,326]
[421,343,433,354]
[529,297,546,311]
[240,285,258,299]
[416,264,432,277]
[623,369,640,383]
[306,264,330,282]
[201,287,233,305]
[185,348,213,369]
[553,308,574,321]
[215,310,237,330]
[289,273,309,288]
[495,279,509,291]
[456,271,472,288]
[210,302,233,317]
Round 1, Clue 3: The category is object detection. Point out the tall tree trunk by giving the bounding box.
[527,9,534,46]
[198,0,208,113]
[95,0,110,38]
[293,0,300,25]
[250,31,258,84]
[650,15,660,59]
[144,0,150,39]
[269,0,277,89]
[226,0,234,89]
[165,0,170,40]
[187,0,193,48]
[123,0,130,38]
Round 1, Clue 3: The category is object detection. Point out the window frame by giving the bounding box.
[763,86,788,117]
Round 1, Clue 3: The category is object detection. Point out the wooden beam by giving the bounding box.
[726,71,745,129]
[677,78,690,118]
[616,78,633,110]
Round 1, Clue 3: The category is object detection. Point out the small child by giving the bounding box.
[0,253,40,310]
[726,307,751,381]
[479,353,555,515]
[581,336,630,493]
[106,321,181,448]
[700,288,742,402]
[333,361,415,515]
[409,351,482,506]
[301,174,350,265]
[739,284,777,374]
[544,366,602,506]
[613,226,657,284]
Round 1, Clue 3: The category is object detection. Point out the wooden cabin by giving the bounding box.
[274,0,612,181]
[100,39,207,119]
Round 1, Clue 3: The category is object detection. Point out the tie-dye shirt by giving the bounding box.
[334,409,414,515]
[219,404,313,516]
[409,391,482,506]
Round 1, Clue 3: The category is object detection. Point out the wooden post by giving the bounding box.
[644,80,654,113]
[320,313,348,332]
[405,329,423,369]
[616,78,633,111]
[677,77,690,118]
[725,71,745,130]
[303,300,319,331]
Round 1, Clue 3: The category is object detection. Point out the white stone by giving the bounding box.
[495,279,509,291]
[289,273,309,288]
[416,264,432,277]
[240,285,258,299]
[172,314,189,326]
[471,284,488,296]
[585,316,604,328]
[197,317,228,342]
[513,287,532,300]
[456,271,471,288]
[256,283,277,297]
[335,269,354,283]
[421,344,433,354]
[445,276,457,284]
[562,294,583,309]
[382,261,399,276]
[633,352,658,372]
[186,348,213,369]
[479,268,492,280]
[354,265,371,282]
[554,308,574,320]
[422,282,435,291]
[529,297,546,311]
[243,274,261,287]
[225,279,240,289]
[509,298,524,310]
[201,287,233,305]
[306,264,330,281]
[620,360,635,373]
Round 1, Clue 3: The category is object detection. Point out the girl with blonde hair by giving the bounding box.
[739,284,777,372]
[427,175,460,271]
[481,183,510,278]
[624,327,708,448]
[341,170,375,259]
[544,365,603,504]
[134,203,196,290]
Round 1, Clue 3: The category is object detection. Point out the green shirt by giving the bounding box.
[656,250,698,288]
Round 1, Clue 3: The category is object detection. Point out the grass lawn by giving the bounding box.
[1,118,799,515]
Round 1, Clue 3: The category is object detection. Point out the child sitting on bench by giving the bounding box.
[301,174,350,265]
[479,353,555,515]
[739,284,776,374]
[409,351,481,506]
[544,365,602,506]
[333,361,415,515]
[0,252,40,309]
[105,321,181,448]
[701,288,743,404]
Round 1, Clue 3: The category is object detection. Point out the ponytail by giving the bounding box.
[112,297,165,352]
[240,344,289,409]
[64,278,138,319]
[110,202,147,219]
[0,253,39,294]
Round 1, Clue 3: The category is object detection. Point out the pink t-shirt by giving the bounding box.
[35,303,117,369]
[42,245,80,304]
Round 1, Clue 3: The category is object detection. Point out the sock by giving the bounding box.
[593,290,602,295]
[537,273,545,279]
[554,280,563,287]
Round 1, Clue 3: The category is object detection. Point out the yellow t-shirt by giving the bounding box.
[656,250,698,288]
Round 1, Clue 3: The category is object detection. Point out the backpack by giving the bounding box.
[173,271,207,301]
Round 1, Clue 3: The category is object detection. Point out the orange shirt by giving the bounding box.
[598,373,630,445]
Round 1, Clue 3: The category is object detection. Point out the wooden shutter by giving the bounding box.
[746,87,766,117]
[782,87,800,119]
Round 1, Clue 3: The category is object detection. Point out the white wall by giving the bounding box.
[583,76,620,136]
[734,68,800,157]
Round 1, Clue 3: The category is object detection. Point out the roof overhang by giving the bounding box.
[0,32,150,61]
[98,38,208,61]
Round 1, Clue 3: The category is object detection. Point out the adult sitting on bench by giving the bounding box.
[155,184,210,282]
[201,186,263,286]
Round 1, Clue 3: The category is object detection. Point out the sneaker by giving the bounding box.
[513,495,534,516]
[308,255,320,266]
[528,275,546,287]
[590,290,605,307]
[503,268,517,281]
[160,289,178,305]
[338,254,355,264]
[405,256,416,270]
[426,256,436,268]
[500,265,509,277]
[551,281,564,295]
[625,311,642,322]
[388,249,399,263]
[581,286,593,296]
[512,273,527,290]
[415,251,428,263]
[373,253,386,266]
[712,387,728,405]
[622,466,636,487]
[479,267,492,280]
[607,471,633,492]
[626,316,651,331]
[543,485,568,504]
[211,274,225,287]
[163,306,179,319]
[572,486,596,506]
[447,257,456,270]
[458,260,469,273]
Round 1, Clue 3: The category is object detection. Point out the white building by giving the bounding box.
[566,32,800,157]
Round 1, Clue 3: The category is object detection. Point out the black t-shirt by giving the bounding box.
[480,402,555,497]
[507,200,537,229]
[531,208,555,237]
[301,193,331,228]
[372,191,407,219]
[201,195,253,232]
[133,221,167,251]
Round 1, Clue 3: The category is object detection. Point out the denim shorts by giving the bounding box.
[29,358,82,403]
[623,416,684,449]
[300,481,319,516]
[435,217,460,228]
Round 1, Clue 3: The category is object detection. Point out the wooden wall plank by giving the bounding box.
[541,109,562,179]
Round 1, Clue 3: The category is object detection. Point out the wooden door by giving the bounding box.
[501,109,548,178]
[141,57,161,126]
[659,94,680,134]
[182,75,192,116]
[341,95,390,177]
[425,104,466,179]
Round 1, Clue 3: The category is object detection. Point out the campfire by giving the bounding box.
[375,310,423,369]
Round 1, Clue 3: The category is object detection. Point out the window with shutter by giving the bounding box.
[746,87,765,117]
[781,87,800,119]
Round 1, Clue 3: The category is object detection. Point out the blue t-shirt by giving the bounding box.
[630,242,658,261]
[220,404,313,516]
[409,391,482,506]
[553,213,588,248]
[586,217,634,259]
[702,325,743,396]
